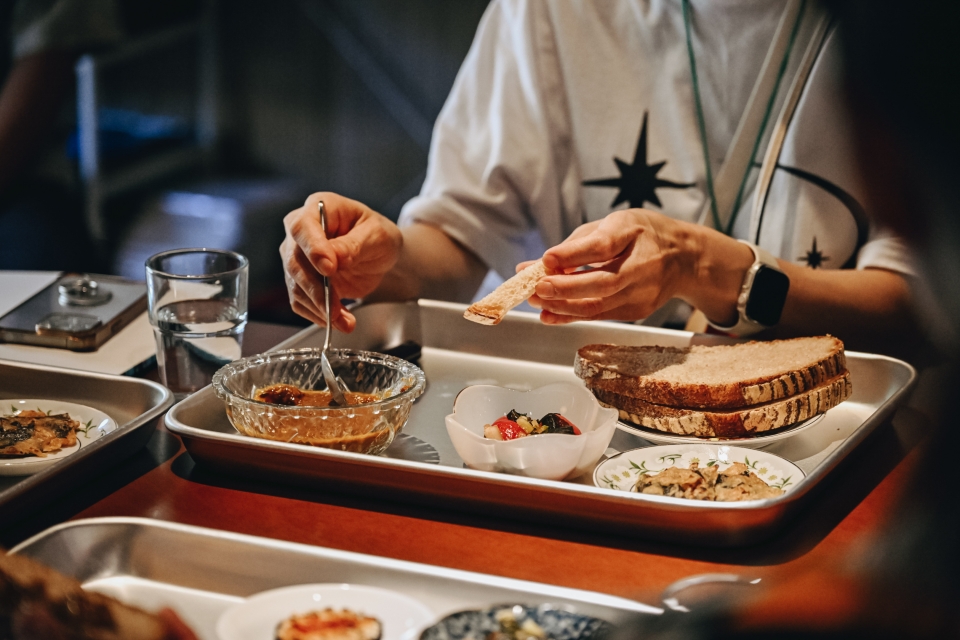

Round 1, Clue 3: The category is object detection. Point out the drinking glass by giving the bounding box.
[146,248,249,400]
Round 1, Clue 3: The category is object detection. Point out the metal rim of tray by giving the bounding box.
[167,412,810,511]
[163,301,919,544]
[0,358,173,512]
[168,352,916,513]
[10,516,662,616]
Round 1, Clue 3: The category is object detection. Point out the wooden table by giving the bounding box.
[4,321,926,607]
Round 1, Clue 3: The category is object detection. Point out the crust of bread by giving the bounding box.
[575,337,846,410]
[464,261,547,325]
[0,551,168,639]
[591,372,852,438]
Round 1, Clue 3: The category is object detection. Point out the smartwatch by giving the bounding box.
[708,240,790,336]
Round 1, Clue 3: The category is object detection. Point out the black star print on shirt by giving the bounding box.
[754,163,868,269]
[583,111,695,211]
[800,236,829,268]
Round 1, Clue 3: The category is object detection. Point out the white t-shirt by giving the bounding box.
[398,0,914,285]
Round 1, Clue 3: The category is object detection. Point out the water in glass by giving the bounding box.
[154,298,246,398]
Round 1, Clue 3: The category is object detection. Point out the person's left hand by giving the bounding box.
[522,209,682,324]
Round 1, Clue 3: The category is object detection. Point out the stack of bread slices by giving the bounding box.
[575,336,851,438]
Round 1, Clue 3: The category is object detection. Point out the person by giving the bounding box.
[281,0,920,354]
[610,1,960,637]
[0,0,123,272]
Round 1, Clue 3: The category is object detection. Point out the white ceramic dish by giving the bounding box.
[0,399,118,476]
[216,583,435,640]
[445,381,618,481]
[616,413,825,449]
[594,444,804,497]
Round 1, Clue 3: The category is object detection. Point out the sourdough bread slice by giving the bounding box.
[591,372,852,438]
[464,260,547,325]
[575,336,846,410]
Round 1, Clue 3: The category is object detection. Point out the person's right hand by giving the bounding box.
[281,192,403,332]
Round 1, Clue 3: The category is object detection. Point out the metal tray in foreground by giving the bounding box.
[166,301,916,546]
[11,517,660,639]
[0,359,172,523]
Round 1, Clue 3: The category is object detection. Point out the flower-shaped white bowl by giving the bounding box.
[445,382,618,481]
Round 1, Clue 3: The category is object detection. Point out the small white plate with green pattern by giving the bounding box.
[1,399,117,476]
[593,444,803,496]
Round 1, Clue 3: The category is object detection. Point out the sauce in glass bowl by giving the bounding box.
[254,384,379,407]
[213,347,426,455]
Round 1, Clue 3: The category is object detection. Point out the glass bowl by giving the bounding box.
[212,348,426,455]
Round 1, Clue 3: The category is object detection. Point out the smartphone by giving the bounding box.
[0,274,147,352]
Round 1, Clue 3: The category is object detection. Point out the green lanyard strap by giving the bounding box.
[681,0,806,236]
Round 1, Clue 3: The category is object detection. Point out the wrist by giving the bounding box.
[682,228,755,326]
[708,241,791,335]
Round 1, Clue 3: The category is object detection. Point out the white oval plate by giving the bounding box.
[217,583,435,640]
[0,399,118,476]
[594,444,804,497]
[617,413,824,449]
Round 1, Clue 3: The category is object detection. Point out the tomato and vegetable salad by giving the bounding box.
[482,409,582,441]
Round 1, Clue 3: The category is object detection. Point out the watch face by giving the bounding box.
[746,266,790,326]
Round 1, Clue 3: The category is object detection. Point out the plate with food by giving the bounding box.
[575,336,851,449]
[445,381,618,481]
[0,399,118,476]
[594,444,804,501]
[420,603,613,640]
[216,583,434,640]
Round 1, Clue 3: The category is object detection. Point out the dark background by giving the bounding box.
[18,0,490,324]
[215,0,488,215]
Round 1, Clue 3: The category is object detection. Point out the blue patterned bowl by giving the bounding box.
[420,604,613,640]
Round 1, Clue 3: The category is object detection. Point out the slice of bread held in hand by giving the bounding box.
[464,260,547,325]
[591,372,852,438]
[575,336,847,410]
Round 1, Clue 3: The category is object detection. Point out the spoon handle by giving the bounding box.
[319,201,333,351]
[317,200,349,406]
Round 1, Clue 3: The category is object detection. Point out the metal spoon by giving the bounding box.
[318,201,349,407]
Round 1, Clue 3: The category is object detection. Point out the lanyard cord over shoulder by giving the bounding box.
[681,0,806,236]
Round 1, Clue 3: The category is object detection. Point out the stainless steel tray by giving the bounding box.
[0,359,173,523]
[10,517,660,640]
[166,300,917,546]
